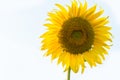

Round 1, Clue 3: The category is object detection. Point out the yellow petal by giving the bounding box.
[91,17,109,27]
[55,4,68,14]
[84,4,97,17]
[91,51,102,64]
[81,65,85,74]
[83,52,96,67]
[46,17,63,26]
[88,9,104,20]
[51,47,62,60]
[71,0,78,17]
[70,54,79,73]
[48,12,64,25]
[80,0,88,16]
[77,1,83,16]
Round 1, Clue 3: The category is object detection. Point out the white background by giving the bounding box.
[0,0,120,80]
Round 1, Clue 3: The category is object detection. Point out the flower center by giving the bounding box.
[58,17,94,54]
[71,30,82,40]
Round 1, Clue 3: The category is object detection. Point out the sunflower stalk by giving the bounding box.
[67,67,71,80]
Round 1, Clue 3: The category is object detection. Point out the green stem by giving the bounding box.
[67,67,71,80]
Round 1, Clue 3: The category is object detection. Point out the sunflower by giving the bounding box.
[41,0,112,73]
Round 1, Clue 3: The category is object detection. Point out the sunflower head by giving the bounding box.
[41,0,112,73]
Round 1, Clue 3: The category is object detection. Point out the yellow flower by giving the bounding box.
[41,0,112,73]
